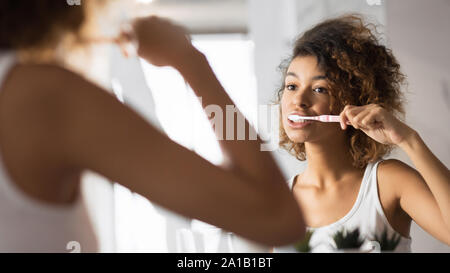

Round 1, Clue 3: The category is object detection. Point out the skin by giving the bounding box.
[0,16,306,247]
[280,55,450,245]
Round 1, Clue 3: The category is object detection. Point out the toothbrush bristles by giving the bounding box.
[288,115,341,123]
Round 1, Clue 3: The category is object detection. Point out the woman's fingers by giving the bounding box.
[340,104,383,130]
[131,15,196,67]
[360,110,383,130]
[340,105,353,130]
[351,108,372,130]
[340,105,365,130]
[339,108,347,130]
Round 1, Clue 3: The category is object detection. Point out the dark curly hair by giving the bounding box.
[277,14,406,168]
[0,0,86,50]
[0,0,109,53]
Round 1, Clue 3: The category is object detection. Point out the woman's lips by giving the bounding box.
[287,118,313,129]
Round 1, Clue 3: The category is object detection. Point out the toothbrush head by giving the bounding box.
[288,115,320,122]
[288,114,341,123]
[288,115,314,122]
[287,115,302,122]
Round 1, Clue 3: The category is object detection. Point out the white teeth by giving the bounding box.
[288,115,306,123]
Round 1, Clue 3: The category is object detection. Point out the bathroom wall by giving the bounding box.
[385,0,450,253]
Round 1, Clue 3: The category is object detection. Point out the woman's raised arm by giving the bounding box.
[56,17,306,246]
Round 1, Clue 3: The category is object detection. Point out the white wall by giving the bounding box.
[386,0,450,253]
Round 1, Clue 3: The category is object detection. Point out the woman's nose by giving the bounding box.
[292,88,311,109]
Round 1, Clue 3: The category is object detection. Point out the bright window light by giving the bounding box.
[114,34,257,252]
[136,0,154,4]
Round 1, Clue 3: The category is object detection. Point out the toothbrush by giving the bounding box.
[288,115,342,123]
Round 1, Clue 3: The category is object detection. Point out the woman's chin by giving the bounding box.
[286,133,308,144]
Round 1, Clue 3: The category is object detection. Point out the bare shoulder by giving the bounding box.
[0,64,98,200]
[1,64,71,126]
[0,63,115,127]
[2,63,102,102]
[377,159,423,197]
[375,159,417,236]
[378,159,420,179]
[4,63,85,88]
[0,63,111,164]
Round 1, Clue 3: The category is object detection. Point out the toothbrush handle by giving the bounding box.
[320,115,341,122]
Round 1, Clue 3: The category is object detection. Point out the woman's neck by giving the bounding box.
[301,137,362,189]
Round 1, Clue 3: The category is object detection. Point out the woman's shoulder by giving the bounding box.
[375,159,415,237]
[377,159,421,196]
[1,63,93,107]
[377,159,419,180]
[0,62,114,155]
[2,63,112,119]
[7,63,94,94]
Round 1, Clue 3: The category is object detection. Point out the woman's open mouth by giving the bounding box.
[287,116,313,129]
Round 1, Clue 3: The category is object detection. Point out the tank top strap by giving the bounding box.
[0,51,17,89]
[287,174,297,191]
[359,160,383,200]
[367,159,383,193]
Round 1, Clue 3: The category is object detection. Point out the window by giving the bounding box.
[113,34,259,252]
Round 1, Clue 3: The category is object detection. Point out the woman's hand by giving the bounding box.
[339,104,416,146]
[131,16,199,68]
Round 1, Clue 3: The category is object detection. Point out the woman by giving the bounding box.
[275,15,449,252]
[0,1,305,252]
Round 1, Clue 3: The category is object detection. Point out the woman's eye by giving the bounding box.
[286,84,297,91]
[313,87,328,94]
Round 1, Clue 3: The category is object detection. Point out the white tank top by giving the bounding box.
[0,52,98,252]
[275,160,412,253]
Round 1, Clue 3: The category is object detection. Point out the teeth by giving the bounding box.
[288,115,306,123]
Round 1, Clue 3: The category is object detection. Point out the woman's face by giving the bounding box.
[280,55,342,144]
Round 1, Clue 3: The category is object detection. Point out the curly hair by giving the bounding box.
[0,0,108,53]
[277,14,406,168]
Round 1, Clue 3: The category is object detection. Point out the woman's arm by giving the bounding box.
[341,104,450,245]
[21,62,303,246]
[49,17,304,246]
[398,132,450,238]
[132,17,279,185]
